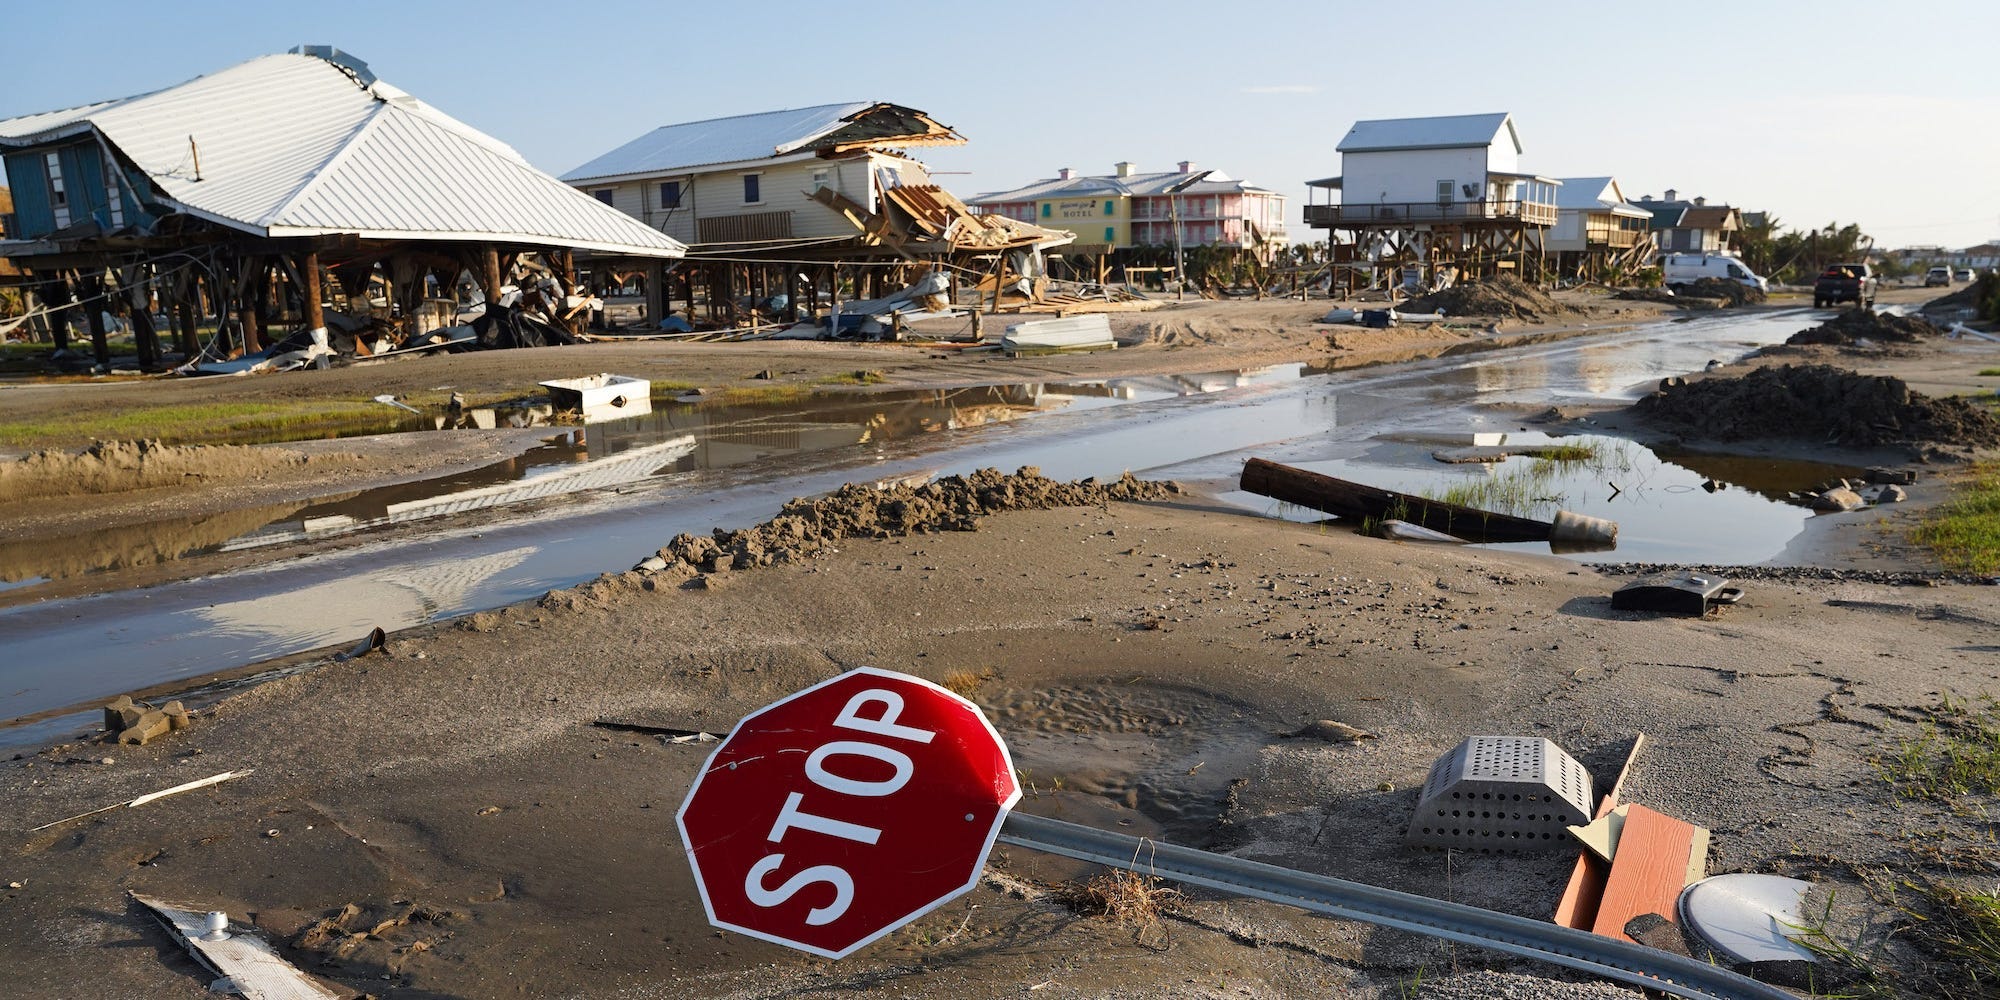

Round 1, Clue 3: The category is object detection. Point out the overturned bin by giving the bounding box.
[1406,736,1594,852]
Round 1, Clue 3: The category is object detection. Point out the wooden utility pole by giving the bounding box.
[301,249,326,364]
[481,246,504,306]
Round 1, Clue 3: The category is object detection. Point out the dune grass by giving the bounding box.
[0,400,417,449]
[1910,462,2000,574]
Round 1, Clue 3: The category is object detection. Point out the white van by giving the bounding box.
[1660,253,1768,292]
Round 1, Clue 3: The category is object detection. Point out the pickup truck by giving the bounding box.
[1813,263,1877,308]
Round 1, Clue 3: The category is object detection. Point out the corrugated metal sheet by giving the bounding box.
[0,53,683,257]
[560,103,874,182]
[1336,113,1515,153]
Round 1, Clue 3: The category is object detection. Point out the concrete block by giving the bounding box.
[104,696,138,732]
[163,701,191,731]
[117,711,171,745]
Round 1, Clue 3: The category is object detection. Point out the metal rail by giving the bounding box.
[998,813,1796,1000]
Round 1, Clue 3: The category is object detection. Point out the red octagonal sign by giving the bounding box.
[676,667,1021,958]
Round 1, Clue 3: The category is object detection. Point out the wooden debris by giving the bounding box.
[30,769,253,832]
[1240,457,1556,543]
[1553,734,1645,931]
[1591,804,1706,944]
[131,891,349,999]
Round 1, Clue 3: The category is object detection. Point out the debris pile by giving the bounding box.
[1786,309,1942,346]
[1612,287,1681,305]
[1399,276,1573,322]
[102,695,190,745]
[1682,277,1766,307]
[1634,364,2000,449]
[544,468,1182,608]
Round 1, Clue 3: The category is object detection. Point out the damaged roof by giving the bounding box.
[971,169,1277,205]
[1555,177,1652,218]
[0,51,685,257]
[561,102,965,183]
[1336,113,1519,154]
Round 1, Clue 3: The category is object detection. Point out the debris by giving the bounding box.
[1555,734,1648,931]
[1633,364,2000,449]
[1787,309,1942,346]
[1567,803,1631,863]
[371,394,420,414]
[539,373,651,420]
[1000,314,1115,354]
[1399,276,1574,322]
[1623,912,1695,957]
[334,627,388,661]
[131,892,348,1000]
[1591,804,1709,944]
[1873,484,1908,503]
[1284,720,1375,743]
[1678,874,1818,966]
[1405,737,1595,852]
[1371,519,1468,544]
[1239,457,1617,549]
[30,769,254,832]
[1808,487,1865,512]
[118,711,172,746]
[1682,277,1766,307]
[1610,574,1744,617]
[1864,467,1917,485]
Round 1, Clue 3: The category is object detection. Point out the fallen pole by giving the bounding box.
[999,811,1791,1000]
[30,769,254,832]
[1238,457,1615,548]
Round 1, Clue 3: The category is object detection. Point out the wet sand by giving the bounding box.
[4,285,1996,998]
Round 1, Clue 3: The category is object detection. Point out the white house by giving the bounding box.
[1304,112,1560,228]
[1546,176,1653,278]
[561,102,965,248]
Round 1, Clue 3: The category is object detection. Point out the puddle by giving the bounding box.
[0,368,1306,589]
[1230,431,1864,565]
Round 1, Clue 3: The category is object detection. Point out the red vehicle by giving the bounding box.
[1813,263,1877,309]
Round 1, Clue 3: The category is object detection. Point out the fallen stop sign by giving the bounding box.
[676,667,1021,958]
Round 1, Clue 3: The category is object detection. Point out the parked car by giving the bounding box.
[1925,266,1953,287]
[1660,253,1768,292]
[1956,268,1978,283]
[1813,264,1877,308]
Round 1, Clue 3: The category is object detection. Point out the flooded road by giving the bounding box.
[2,307,1841,746]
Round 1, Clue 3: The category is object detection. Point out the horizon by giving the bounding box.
[2,0,1996,250]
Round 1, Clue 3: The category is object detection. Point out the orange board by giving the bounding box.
[1590,804,1697,942]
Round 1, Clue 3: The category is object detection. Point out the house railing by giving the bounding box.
[697,210,794,244]
[1584,223,1646,249]
[1304,200,1558,228]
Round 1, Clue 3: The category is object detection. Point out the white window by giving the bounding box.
[45,151,70,228]
[1437,180,1454,205]
[810,169,830,194]
[105,174,124,227]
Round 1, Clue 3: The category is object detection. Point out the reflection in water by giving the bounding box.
[193,546,538,649]
[0,501,312,584]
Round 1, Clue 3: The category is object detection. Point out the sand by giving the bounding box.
[2,285,1996,999]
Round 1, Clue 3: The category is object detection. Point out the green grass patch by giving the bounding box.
[0,399,419,449]
[1979,368,2000,377]
[1872,693,2000,802]
[814,369,887,386]
[1910,462,2000,574]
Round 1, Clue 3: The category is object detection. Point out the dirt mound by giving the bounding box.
[545,468,1184,607]
[1612,287,1681,305]
[1788,309,1943,346]
[1399,277,1573,321]
[1632,364,2000,449]
[1684,277,1766,307]
[0,439,331,503]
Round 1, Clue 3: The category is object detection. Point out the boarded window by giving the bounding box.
[659,181,682,208]
[742,174,761,204]
[593,189,614,205]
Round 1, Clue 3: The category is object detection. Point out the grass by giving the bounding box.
[815,369,887,386]
[1054,869,1181,948]
[1909,462,2000,574]
[1419,438,1633,519]
[1872,693,2000,802]
[940,669,995,699]
[0,399,421,449]
[1788,878,2000,999]
[1979,368,2000,377]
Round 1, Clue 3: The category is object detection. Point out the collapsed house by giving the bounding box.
[0,46,685,372]
[561,102,1072,331]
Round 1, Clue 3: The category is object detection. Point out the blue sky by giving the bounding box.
[4,0,1997,249]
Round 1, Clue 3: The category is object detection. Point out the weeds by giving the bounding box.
[816,369,886,386]
[1054,869,1181,948]
[0,399,417,448]
[941,669,995,698]
[1979,369,2000,378]
[1872,693,2000,802]
[1910,462,2000,574]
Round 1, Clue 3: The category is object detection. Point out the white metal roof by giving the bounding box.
[561,103,875,182]
[1336,113,1518,154]
[1553,176,1651,218]
[0,53,684,257]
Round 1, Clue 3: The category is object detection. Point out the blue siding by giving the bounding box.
[4,153,53,236]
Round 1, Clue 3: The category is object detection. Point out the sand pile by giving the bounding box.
[1787,309,1942,346]
[1399,276,1572,321]
[1612,287,1681,305]
[0,439,324,502]
[1684,277,1766,307]
[1633,364,2000,449]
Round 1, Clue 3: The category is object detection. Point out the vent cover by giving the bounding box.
[1406,736,1595,852]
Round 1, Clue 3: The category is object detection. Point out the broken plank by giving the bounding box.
[131,892,349,999]
[1553,734,1646,930]
[1590,804,1699,943]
